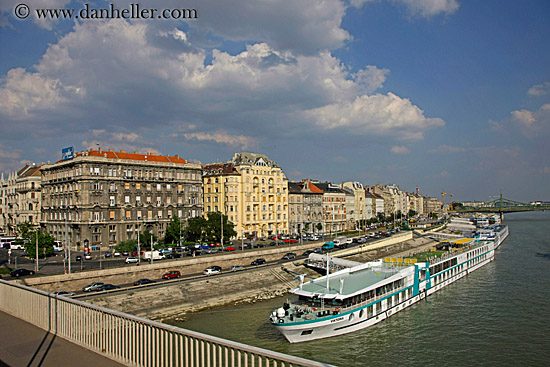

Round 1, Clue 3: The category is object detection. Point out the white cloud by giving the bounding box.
[307,93,445,140]
[391,146,410,154]
[351,0,459,18]
[183,131,258,150]
[528,82,550,96]
[510,104,550,135]
[0,67,82,118]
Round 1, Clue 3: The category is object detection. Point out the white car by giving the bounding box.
[125,257,139,264]
[82,282,104,292]
[203,266,222,275]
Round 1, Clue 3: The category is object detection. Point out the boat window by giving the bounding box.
[301,330,313,335]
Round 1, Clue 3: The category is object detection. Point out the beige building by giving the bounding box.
[203,152,288,239]
[0,164,43,234]
[16,164,43,227]
[0,171,18,235]
[342,181,366,229]
[40,148,202,250]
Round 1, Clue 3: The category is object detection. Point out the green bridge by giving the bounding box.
[452,194,550,214]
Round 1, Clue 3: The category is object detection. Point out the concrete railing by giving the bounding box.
[0,280,333,367]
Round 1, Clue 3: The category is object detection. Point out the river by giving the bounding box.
[170,211,550,366]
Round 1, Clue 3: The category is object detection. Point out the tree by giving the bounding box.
[316,223,323,233]
[24,230,55,259]
[408,209,417,217]
[204,212,237,243]
[139,230,157,247]
[185,216,206,242]
[304,223,310,233]
[115,239,137,253]
[164,216,182,245]
[17,221,35,242]
[377,212,385,222]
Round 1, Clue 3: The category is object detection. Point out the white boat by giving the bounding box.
[475,224,508,248]
[270,234,506,343]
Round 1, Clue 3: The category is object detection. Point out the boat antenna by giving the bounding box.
[326,252,330,292]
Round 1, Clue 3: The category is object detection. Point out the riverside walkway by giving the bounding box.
[0,310,124,367]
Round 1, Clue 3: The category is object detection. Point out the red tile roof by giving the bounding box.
[58,149,189,164]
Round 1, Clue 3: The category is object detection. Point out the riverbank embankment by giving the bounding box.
[88,232,440,321]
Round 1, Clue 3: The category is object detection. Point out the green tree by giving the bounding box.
[24,230,55,259]
[304,223,310,233]
[205,212,237,243]
[115,239,137,253]
[377,212,385,222]
[185,216,206,242]
[316,223,323,233]
[164,216,183,245]
[408,209,417,217]
[139,230,157,247]
[17,221,35,242]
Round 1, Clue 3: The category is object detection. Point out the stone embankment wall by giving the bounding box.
[12,243,328,293]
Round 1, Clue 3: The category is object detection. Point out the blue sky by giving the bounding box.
[1,0,549,202]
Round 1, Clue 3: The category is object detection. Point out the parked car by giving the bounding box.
[97,284,120,291]
[203,266,222,275]
[84,254,92,260]
[251,258,266,266]
[75,255,83,261]
[302,250,314,256]
[125,257,139,264]
[229,265,244,272]
[113,251,121,257]
[134,278,155,286]
[53,291,76,297]
[104,252,111,258]
[224,246,236,251]
[10,269,35,277]
[282,253,296,260]
[83,282,104,292]
[162,271,181,279]
[122,251,129,256]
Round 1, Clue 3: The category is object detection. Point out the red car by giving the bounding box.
[224,246,236,251]
[284,239,299,243]
[162,271,181,280]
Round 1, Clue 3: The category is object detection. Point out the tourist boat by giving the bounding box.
[270,234,507,343]
[474,224,508,249]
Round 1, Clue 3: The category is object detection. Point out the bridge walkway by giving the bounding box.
[0,310,125,367]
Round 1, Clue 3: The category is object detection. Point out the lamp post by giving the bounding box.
[35,228,39,272]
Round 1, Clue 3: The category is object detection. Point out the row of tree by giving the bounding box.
[115,213,237,253]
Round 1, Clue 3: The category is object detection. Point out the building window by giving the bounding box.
[110,211,115,220]
[110,196,115,206]
[126,210,131,219]
[136,183,141,189]
[125,182,130,190]
[125,196,130,204]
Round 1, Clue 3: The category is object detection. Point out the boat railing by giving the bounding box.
[293,284,409,318]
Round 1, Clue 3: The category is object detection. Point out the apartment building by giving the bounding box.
[288,180,324,235]
[40,148,202,250]
[0,171,18,235]
[203,152,288,239]
[0,164,43,234]
[310,182,347,233]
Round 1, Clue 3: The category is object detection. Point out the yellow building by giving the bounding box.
[203,152,288,239]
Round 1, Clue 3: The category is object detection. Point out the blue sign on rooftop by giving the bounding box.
[62,146,74,161]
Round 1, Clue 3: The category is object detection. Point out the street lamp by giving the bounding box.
[35,228,39,272]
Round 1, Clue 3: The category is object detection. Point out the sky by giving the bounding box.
[0,0,549,203]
